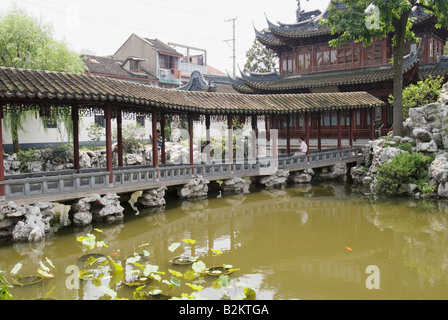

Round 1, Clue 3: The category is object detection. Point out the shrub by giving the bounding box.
[87,123,104,151]
[375,152,433,196]
[16,148,41,172]
[120,123,145,153]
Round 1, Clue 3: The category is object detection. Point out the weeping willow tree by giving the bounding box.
[0,6,86,152]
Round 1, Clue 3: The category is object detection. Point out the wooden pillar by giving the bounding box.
[152,110,159,168]
[116,109,123,167]
[251,115,257,159]
[205,115,211,163]
[370,107,375,140]
[286,114,291,155]
[317,111,322,151]
[0,106,4,197]
[188,113,194,166]
[349,110,354,148]
[105,104,113,184]
[72,106,80,174]
[271,114,278,160]
[337,109,342,150]
[160,112,166,165]
[304,112,310,154]
[227,114,233,166]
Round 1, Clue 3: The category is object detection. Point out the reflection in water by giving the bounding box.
[1,183,448,299]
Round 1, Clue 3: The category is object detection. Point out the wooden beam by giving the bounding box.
[189,113,194,166]
[105,103,113,184]
[305,112,310,154]
[117,109,123,167]
[160,112,166,165]
[317,111,322,151]
[205,114,211,163]
[227,114,233,166]
[152,110,159,168]
[72,106,80,174]
[337,109,342,150]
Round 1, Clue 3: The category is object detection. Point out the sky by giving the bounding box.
[0,0,331,76]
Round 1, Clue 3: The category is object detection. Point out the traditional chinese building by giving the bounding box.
[231,1,448,139]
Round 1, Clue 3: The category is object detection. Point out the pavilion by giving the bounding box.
[0,66,385,197]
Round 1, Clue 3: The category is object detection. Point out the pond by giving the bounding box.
[1,182,448,300]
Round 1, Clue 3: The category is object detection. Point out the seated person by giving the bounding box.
[293,137,308,156]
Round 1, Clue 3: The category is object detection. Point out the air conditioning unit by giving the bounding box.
[160,69,168,77]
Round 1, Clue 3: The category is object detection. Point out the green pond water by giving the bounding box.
[1,182,448,300]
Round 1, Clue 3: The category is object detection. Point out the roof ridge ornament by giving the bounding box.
[296,0,309,22]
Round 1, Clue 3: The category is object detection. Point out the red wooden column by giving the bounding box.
[116,108,123,167]
[71,105,80,174]
[188,113,194,166]
[227,114,233,166]
[349,110,354,148]
[0,106,4,197]
[152,110,159,168]
[251,115,257,160]
[370,107,375,140]
[286,114,291,155]
[104,104,114,184]
[271,114,278,161]
[317,111,322,151]
[304,112,310,154]
[205,114,211,163]
[160,112,166,165]
[337,109,342,150]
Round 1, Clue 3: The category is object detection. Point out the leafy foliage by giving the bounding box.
[244,38,278,73]
[114,123,145,153]
[389,75,445,118]
[375,152,434,196]
[87,123,105,151]
[0,271,13,300]
[0,5,87,151]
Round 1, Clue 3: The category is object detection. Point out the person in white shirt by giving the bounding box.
[294,137,308,156]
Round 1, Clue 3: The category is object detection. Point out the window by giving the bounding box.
[374,44,382,60]
[353,47,360,63]
[136,115,145,127]
[331,49,338,65]
[288,56,294,72]
[45,118,57,128]
[297,54,304,70]
[345,48,353,64]
[316,51,323,67]
[338,48,345,64]
[304,53,311,69]
[323,51,330,65]
[94,115,105,128]
[130,60,139,72]
[297,52,311,71]
[159,54,178,69]
[366,46,374,62]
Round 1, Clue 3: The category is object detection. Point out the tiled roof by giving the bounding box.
[84,55,158,81]
[232,50,420,93]
[0,67,385,115]
[418,56,448,79]
[145,38,183,57]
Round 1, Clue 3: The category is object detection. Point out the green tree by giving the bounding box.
[321,0,448,137]
[0,6,87,152]
[389,75,445,118]
[244,39,278,73]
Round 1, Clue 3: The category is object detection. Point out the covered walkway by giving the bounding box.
[0,66,385,199]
